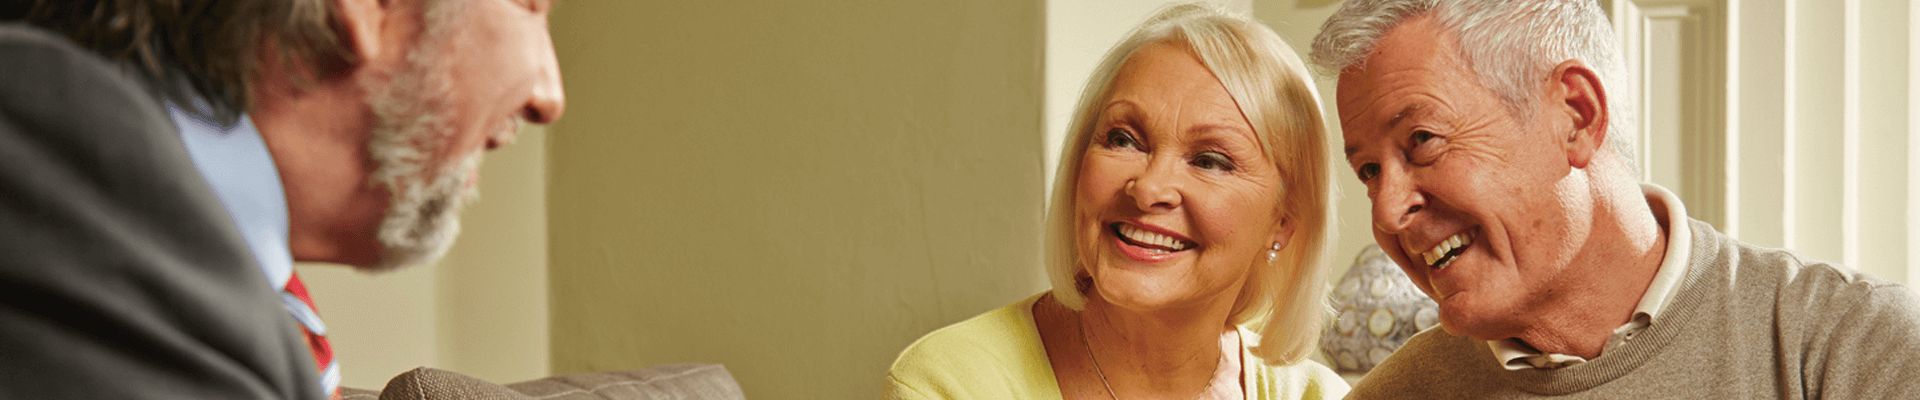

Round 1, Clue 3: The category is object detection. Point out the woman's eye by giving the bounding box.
[1356,163,1380,182]
[1191,152,1236,172]
[1102,128,1141,150]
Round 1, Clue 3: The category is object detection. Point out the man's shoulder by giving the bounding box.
[1348,328,1502,399]
[0,21,85,51]
[1691,219,1910,315]
[0,22,171,141]
[1730,249,1920,395]
[0,22,150,94]
[1677,220,1892,309]
[0,22,322,400]
[1723,234,1920,349]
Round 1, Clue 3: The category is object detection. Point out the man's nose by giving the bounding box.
[521,33,566,125]
[1370,166,1424,234]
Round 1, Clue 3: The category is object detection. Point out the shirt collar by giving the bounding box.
[168,103,293,291]
[1631,183,1693,327]
[1486,182,1692,370]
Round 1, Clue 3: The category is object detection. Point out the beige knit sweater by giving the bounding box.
[1347,219,1920,399]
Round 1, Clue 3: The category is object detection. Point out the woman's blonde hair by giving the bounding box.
[1044,2,1333,365]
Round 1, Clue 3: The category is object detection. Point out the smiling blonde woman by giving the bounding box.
[882,4,1343,400]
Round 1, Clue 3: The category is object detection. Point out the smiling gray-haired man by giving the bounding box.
[1311,0,1920,398]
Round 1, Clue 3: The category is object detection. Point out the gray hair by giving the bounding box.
[1310,0,1638,173]
[1046,2,1333,365]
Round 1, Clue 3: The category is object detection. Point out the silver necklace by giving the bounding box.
[1078,315,1223,400]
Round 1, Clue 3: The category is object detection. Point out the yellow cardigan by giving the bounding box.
[884,294,1349,399]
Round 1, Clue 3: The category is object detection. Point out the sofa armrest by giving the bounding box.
[348,363,743,400]
[507,363,744,399]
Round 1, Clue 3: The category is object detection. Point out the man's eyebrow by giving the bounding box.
[1345,103,1426,159]
[1386,103,1422,131]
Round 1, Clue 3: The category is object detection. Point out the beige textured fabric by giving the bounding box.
[339,387,380,400]
[347,363,743,400]
[378,368,530,400]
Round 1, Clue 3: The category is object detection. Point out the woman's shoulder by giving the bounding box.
[884,293,1060,399]
[1241,331,1351,400]
[1246,358,1350,400]
[900,294,1043,352]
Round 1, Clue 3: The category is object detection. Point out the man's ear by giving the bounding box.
[332,0,390,63]
[1552,60,1610,169]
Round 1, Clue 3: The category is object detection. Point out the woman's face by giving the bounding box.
[1074,42,1290,313]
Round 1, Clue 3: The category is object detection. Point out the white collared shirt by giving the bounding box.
[1487,183,1694,370]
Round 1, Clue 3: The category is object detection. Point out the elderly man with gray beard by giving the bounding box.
[0,0,563,398]
[1310,0,1920,398]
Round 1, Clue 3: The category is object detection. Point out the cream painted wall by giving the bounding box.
[1911,0,1920,283]
[545,1,1044,398]
[432,126,550,384]
[296,263,438,389]
[296,125,551,389]
[1251,0,1366,285]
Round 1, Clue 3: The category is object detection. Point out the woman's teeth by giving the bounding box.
[1421,231,1475,269]
[1116,224,1193,252]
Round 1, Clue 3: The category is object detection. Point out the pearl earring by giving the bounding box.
[1265,243,1281,263]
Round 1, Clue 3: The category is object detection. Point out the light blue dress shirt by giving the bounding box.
[167,104,294,294]
[168,103,338,392]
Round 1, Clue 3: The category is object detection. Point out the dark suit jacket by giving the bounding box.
[0,22,324,399]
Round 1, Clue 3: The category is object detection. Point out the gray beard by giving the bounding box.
[357,1,483,273]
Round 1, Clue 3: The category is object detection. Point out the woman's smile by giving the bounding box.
[1110,222,1197,262]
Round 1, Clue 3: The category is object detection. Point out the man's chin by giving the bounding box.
[1434,308,1466,336]
[360,201,465,274]
[361,152,480,274]
[1432,295,1477,336]
[1437,323,1464,336]
[1433,300,1524,340]
[358,228,460,274]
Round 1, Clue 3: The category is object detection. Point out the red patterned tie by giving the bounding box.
[283,273,340,399]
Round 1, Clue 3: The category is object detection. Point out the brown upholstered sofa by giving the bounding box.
[340,363,745,399]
